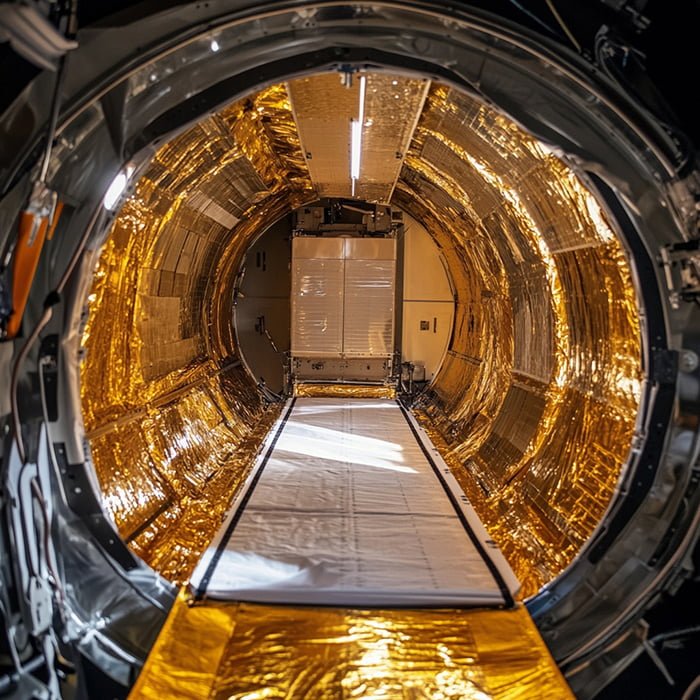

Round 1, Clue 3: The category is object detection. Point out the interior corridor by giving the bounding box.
[132,397,570,700]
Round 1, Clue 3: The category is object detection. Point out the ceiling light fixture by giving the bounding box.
[103,165,134,211]
[350,75,366,194]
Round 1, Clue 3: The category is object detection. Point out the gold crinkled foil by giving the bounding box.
[81,84,313,582]
[129,590,573,700]
[294,383,397,399]
[87,366,280,584]
[396,85,641,597]
[84,74,641,606]
[208,83,316,364]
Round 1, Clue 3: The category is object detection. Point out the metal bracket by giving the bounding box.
[659,239,700,309]
[27,577,53,636]
[651,349,678,385]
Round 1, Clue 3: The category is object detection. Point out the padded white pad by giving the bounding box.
[191,398,519,606]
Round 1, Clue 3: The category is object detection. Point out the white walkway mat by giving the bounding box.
[191,398,519,606]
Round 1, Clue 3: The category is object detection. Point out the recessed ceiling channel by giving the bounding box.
[78,70,639,696]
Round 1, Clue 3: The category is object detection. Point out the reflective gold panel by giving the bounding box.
[130,591,573,699]
[81,84,312,582]
[395,85,641,597]
[294,383,397,399]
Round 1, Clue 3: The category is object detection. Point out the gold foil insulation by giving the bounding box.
[129,590,573,699]
[81,84,312,582]
[395,86,641,597]
[87,368,279,583]
[82,74,641,602]
[294,383,397,399]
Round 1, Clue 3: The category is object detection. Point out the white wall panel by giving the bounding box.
[291,236,396,368]
[402,214,453,301]
[344,260,395,357]
[291,258,344,357]
[401,302,453,379]
[401,214,455,379]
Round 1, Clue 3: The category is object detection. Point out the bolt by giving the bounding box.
[679,349,699,373]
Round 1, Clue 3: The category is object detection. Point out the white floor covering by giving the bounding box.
[191,398,519,606]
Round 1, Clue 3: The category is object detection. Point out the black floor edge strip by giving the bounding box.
[396,401,515,608]
[193,397,297,599]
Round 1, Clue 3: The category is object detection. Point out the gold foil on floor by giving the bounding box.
[130,592,572,700]
[129,590,237,700]
[294,383,397,399]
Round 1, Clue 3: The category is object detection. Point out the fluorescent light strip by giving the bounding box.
[350,119,362,180]
[103,165,134,211]
[358,74,366,126]
[350,75,367,186]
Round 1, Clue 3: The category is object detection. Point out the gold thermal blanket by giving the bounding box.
[82,75,641,598]
[129,591,573,699]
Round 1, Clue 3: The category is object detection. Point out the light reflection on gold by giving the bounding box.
[87,367,280,584]
[396,85,641,597]
[129,591,573,699]
[81,83,312,582]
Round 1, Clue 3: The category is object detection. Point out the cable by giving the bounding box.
[38,57,68,185]
[30,477,66,612]
[544,0,582,53]
[38,0,78,183]
[506,0,560,38]
[682,675,700,700]
[10,305,54,465]
[16,459,40,580]
[11,200,103,464]
[594,31,692,174]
